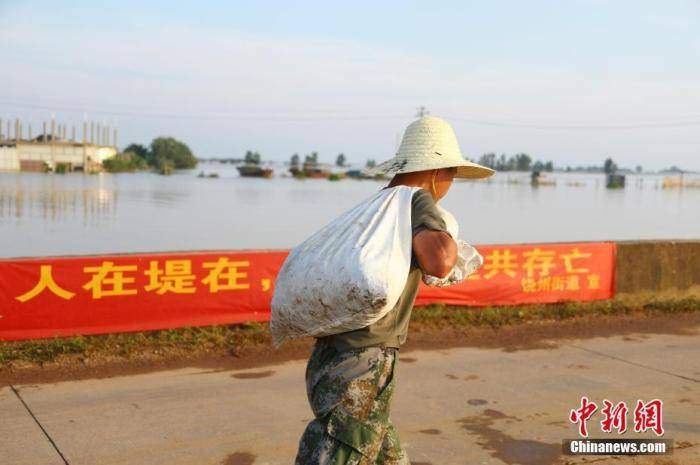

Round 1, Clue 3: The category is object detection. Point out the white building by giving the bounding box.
[0,119,118,172]
[0,140,117,172]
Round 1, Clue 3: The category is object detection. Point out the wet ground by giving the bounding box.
[1,325,698,464]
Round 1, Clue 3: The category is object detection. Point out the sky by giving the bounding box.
[1,0,699,170]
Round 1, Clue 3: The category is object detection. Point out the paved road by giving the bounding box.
[1,330,699,465]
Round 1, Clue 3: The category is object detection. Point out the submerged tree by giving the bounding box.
[478,153,497,169]
[514,153,532,171]
[604,157,617,174]
[103,151,149,172]
[244,150,261,165]
[123,143,150,163]
[150,137,197,170]
[304,151,319,164]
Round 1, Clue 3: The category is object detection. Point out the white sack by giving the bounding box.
[422,240,484,287]
[270,185,422,347]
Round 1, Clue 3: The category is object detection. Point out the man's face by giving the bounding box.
[433,168,456,200]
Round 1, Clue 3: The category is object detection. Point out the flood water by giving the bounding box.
[1,163,698,258]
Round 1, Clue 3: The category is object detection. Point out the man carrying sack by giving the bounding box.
[290,116,495,464]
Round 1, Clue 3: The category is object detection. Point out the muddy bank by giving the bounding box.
[2,302,698,386]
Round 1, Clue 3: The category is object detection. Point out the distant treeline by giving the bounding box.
[200,151,692,175]
[105,137,197,174]
[202,151,373,168]
[201,158,245,164]
[477,153,553,172]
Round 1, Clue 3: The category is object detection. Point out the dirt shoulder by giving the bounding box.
[1,298,699,385]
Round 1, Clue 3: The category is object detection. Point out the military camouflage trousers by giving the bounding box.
[294,339,409,465]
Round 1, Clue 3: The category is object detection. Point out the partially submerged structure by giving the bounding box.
[0,118,118,172]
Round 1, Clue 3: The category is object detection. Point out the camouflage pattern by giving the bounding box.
[294,339,409,465]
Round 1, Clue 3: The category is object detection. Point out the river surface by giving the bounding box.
[1,163,698,258]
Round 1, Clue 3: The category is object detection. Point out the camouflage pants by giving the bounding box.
[294,339,409,465]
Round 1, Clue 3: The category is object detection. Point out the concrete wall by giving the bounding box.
[615,240,700,298]
[0,142,117,172]
[0,146,20,171]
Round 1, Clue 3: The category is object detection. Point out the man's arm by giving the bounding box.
[413,229,457,278]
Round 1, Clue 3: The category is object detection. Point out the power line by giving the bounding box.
[446,116,700,130]
[0,100,406,122]
[2,99,700,129]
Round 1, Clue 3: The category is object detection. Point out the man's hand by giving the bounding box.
[413,230,458,278]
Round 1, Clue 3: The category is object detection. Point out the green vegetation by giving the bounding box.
[151,137,197,170]
[604,157,618,174]
[158,159,175,175]
[606,176,625,189]
[328,173,342,181]
[103,151,148,172]
[411,297,700,329]
[105,137,197,174]
[478,153,553,172]
[123,143,150,160]
[304,151,319,164]
[335,153,346,167]
[1,297,697,367]
[54,162,69,174]
[0,322,268,366]
[197,171,220,178]
[562,157,641,174]
[244,150,262,165]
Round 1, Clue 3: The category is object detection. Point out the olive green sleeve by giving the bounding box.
[411,189,448,237]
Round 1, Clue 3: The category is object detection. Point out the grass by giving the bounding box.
[1,297,698,367]
[411,297,700,329]
[0,322,269,366]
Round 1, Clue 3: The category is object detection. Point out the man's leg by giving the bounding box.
[294,342,407,464]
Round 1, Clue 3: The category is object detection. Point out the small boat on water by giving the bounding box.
[289,162,331,178]
[345,169,388,180]
[531,170,556,186]
[237,164,274,178]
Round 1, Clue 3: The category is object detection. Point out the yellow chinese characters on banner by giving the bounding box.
[15,265,76,302]
[15,257,264,303]
[2,250,290,341]
[472,246,601,293]
[416,242,615,307]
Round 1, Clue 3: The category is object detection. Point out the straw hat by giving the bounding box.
[375,116,495,179]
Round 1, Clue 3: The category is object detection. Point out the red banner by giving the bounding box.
[0,242,615,341]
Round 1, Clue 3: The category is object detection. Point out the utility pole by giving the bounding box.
[83,121,88,171]
[51,115,56,166]
[416,106,429,118]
